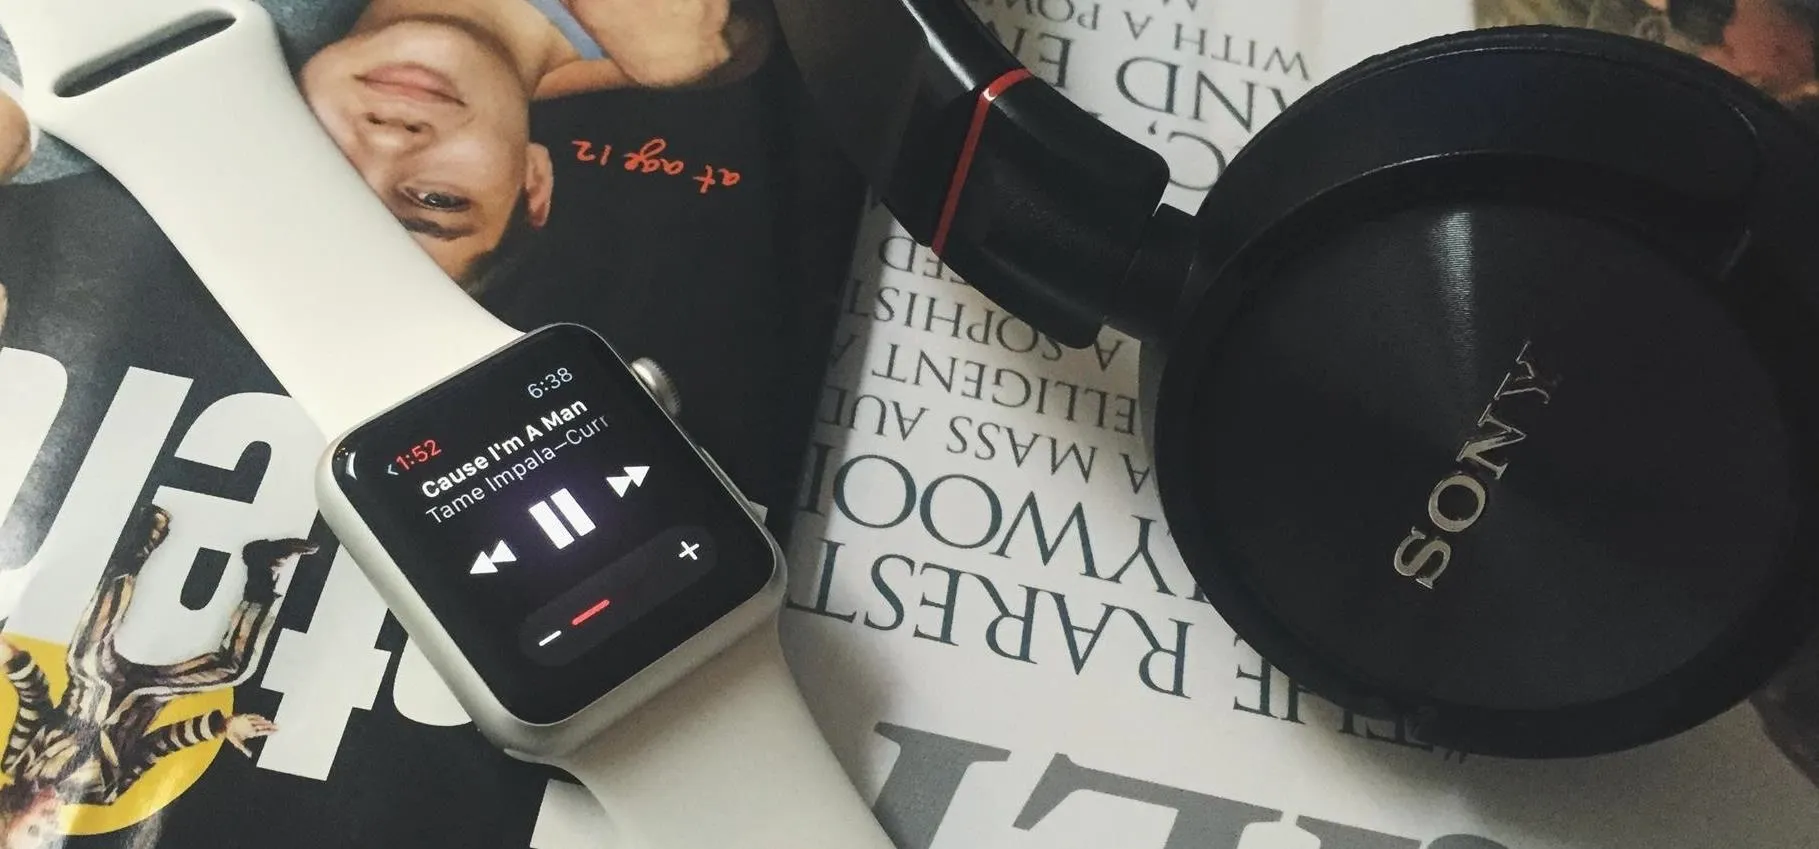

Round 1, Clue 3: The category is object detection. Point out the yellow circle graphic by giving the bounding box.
[0,634,233,836]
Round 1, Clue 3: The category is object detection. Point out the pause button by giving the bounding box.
[529,489,594,549]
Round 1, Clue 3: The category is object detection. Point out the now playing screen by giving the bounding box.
[330,324,775,723]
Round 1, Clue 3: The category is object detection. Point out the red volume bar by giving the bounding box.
[571,598,612,627]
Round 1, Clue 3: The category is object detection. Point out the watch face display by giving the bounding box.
[329,324,775,723]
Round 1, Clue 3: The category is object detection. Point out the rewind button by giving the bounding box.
[471,541,516,575]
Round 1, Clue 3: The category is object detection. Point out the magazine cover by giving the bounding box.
[0,1,863,847]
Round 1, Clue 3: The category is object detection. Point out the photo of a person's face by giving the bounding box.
[1690,0,1817,100]
[298,17,554,283]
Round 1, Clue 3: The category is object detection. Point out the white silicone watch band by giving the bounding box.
[550,616,896,849]
[0,0,519,437]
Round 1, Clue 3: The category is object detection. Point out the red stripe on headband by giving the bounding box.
[931,68,1035,257]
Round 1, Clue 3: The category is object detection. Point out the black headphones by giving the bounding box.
[773,3,1819,758]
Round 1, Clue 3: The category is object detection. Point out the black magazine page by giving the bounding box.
[0,1,862,847]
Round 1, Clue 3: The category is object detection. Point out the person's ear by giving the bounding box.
[525,143,554,229]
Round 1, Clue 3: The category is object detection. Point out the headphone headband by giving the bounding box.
[773,0,1185,345]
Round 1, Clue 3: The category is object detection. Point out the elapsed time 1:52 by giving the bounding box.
[394,439,441,471]
[528,367,574,399]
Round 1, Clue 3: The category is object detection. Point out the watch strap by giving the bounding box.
[0,0,519,437]
[549,617,896,849]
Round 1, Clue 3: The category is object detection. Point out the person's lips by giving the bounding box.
[356,63,465,105]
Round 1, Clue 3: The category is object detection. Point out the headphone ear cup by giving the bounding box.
[1150,24,1819,758]
[1179,23,1777,341]
[1298,24,1709,110]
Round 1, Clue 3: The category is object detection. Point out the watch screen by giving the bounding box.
[329,323,775,723]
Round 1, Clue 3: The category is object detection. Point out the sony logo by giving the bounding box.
[1393,340,1558,589]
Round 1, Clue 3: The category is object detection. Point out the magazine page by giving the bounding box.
[781,1,1819,847]
[0,1,859,847]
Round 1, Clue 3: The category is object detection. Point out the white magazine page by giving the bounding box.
[779,1,1819,847]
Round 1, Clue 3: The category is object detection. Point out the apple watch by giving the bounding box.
[0,1,895,845]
